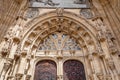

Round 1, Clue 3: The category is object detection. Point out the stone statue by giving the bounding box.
[106,29,115,48]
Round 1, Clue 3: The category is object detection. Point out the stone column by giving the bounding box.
[0,39,9,78]
[27,58,33,80]
[92,52,102,74]
[82,47,93,80]
[0,58,13,80]
[9,42,18,59]
[57,50,63,80]
[16,52,27,80]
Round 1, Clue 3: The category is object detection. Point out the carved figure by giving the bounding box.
[56,8,64,16]
[74,0,86,4]
[36,0,60,6]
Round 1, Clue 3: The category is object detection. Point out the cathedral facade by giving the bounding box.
[0,0,120,80]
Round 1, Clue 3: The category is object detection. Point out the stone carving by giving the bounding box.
[107,59,115,70]
[80,9,93,19]
[13,25,23,37]
[1,39,11,56]
[105,75,112,80]
[56,8,64,16]
[105,30,118,54]
[97,74,104,80]
[39,32,81,51]
[3,58,13,71]
[106,30,115,47]
[25,8,39,19]
[15,74,23,80]
[97,30,106,41]
[36,0,60,6]
[26,75,31,80]
[5,27,13,39]
[30,0,89,8]
[74,0,86,4]
[88,75,94,80]
[92,17,106,32]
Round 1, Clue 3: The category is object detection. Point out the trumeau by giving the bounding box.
[29,0,90,8]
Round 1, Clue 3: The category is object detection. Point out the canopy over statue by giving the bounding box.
[29,0,90,8]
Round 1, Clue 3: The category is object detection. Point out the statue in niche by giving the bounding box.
[36,0,60,6]
[5,27,13,38]
[13,25,23,37]
[95,18,106,32]
[106,29,115,48]
[107,58,115,72]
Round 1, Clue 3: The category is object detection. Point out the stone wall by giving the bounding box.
[0,0,21,42]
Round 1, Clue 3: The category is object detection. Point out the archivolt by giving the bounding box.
[20,10,100,55]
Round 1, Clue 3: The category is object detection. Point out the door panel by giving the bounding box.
[34,60,57,80]
[63,60,86,80]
